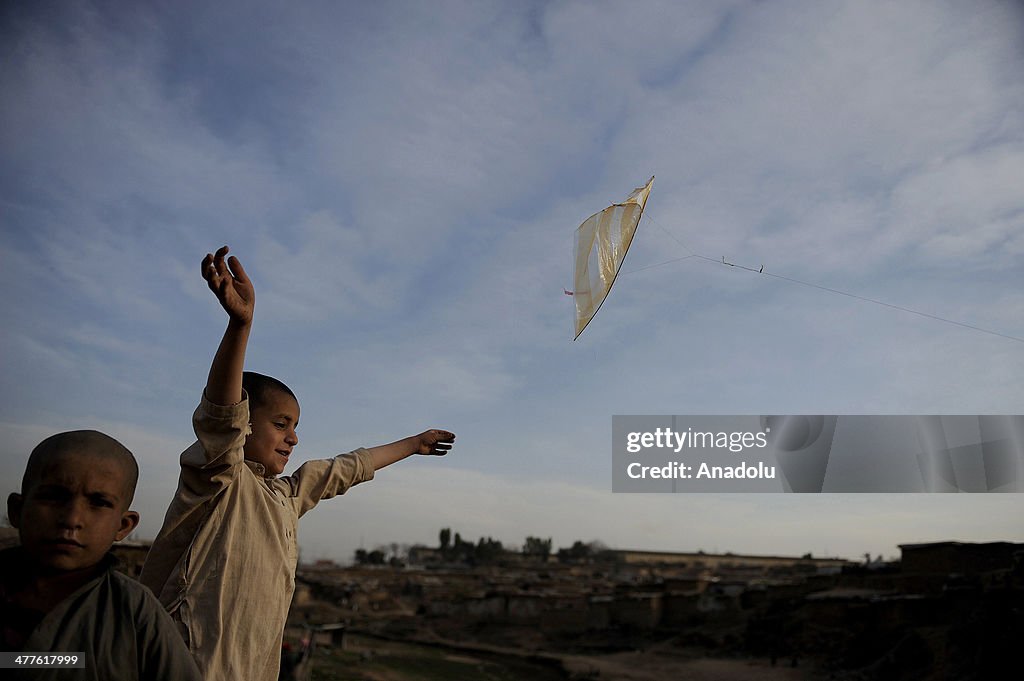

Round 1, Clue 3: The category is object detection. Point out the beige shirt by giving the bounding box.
[140,395,374,681]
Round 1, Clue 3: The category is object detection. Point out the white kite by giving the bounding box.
[571,176,654,339]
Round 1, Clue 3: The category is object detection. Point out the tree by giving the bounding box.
[354,547,387,565]
[523,536,552,561]
[439,527,451,552]
[558,540,592,562]
[475,536,504,563]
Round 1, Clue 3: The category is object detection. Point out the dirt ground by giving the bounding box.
[311,634,827,681]
[562,652,820,681]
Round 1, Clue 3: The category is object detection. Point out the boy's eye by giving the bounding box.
[33,487,70,503]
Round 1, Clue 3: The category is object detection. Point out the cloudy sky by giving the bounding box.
[2,0,1023,564]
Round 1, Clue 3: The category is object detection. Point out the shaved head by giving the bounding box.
[24,430,139,507]
[243,371,297,411]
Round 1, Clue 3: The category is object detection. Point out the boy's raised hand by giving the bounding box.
[415,430,456,456]
[202,246,254,324]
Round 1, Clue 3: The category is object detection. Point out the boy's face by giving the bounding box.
[244,389,300,477]
[8,452,139,574]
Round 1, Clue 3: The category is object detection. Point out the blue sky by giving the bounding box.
[2,0,1023,563]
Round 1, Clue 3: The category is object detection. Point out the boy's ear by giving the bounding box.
[115,510,140,542]
[7,493,23,529]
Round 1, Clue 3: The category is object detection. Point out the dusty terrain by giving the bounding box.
[307,633,826,681]
[305,630,823,679]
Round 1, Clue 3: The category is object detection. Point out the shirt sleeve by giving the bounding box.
[178,392,251,496]
[130,578,204,681]
[138,394,250,602]
[274,448,376,518]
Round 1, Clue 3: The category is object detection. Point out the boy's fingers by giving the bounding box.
[201,253,215,280]
[227,255,250,283]
[214,251,229,277]
[201,257,222,293]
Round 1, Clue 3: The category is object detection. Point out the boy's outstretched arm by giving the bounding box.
[202,246,254,406]
[368,430,455,471]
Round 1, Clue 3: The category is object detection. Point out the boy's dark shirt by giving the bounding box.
[0,547,202,681]
[1,591,45,649]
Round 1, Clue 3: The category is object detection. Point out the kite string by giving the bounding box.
[627,212,1024,346]
[620,254,697,275]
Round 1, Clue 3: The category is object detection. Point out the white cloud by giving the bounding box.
[890,146,1024,263]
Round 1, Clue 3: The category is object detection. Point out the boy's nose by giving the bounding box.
[59,499,86,529]
[286,429,298,446]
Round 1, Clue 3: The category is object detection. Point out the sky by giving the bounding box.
[2,0,1023,565]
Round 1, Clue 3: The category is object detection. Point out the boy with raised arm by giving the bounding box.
[140,246,454,681]
[2,431,202,681]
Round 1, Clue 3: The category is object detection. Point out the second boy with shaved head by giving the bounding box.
[2,430,201,680]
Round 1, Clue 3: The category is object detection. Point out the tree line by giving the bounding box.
[353,528,606,566]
